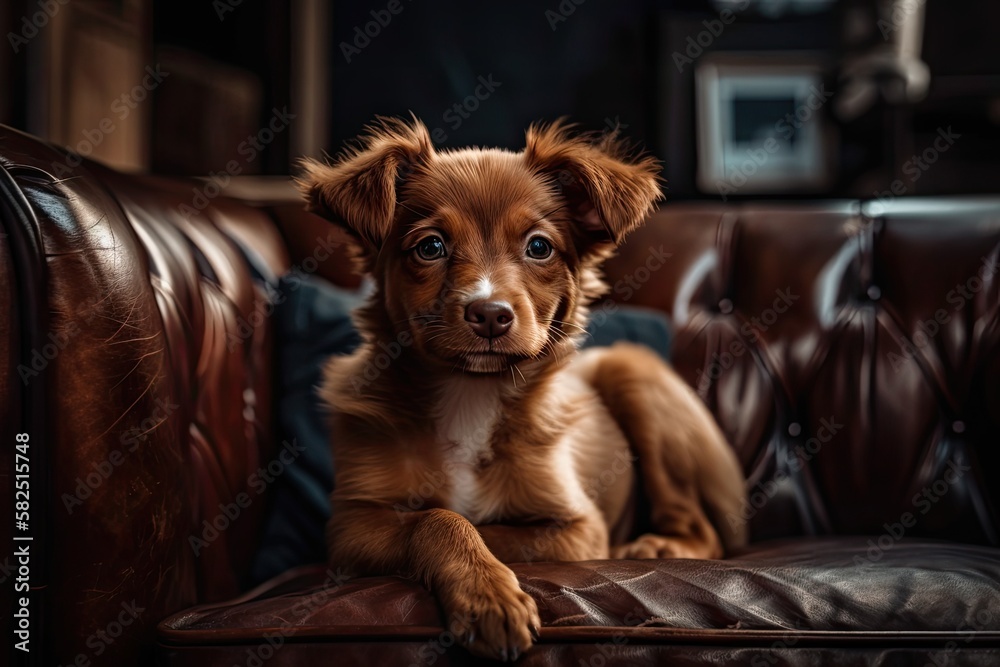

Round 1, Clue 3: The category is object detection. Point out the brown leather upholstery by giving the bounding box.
[603,201,1000,545]
[1,123,998,666]
[159,539,1000,664]
[1,125,288,666]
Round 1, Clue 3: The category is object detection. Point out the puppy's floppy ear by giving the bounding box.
[525,121,662,249]
[296,117,433,254]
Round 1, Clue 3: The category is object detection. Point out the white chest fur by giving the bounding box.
[434,376,502,521]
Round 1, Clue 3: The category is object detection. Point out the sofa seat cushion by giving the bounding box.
[157,537,1000,663]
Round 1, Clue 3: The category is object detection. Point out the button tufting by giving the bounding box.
[788,423,802,437]
[718,298,733,314]
[867,285,881,301]
[953,421,966,434]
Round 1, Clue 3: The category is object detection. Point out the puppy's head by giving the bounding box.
[298,117,661,375]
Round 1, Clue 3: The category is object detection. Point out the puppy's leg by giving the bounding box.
[476,514,609,564]
[586,344,747,559]
[328,503,540,661]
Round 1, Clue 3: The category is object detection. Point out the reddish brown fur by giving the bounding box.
[298,117,747,661]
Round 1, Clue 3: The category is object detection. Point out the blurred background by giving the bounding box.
[1,0,998,200]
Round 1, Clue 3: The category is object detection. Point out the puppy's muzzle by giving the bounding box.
[465,300,514,339]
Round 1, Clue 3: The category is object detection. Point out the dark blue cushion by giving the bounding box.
[248,275,672,586]
[584,304,673,360]
[247,276,363,585]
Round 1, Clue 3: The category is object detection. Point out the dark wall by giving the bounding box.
[326,0,657,153]
[152,0,291,174]
[322,0,1000,199]
[324,0,839,198]
[4,0,998,197]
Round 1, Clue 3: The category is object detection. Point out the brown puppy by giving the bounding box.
[298,118,747,661]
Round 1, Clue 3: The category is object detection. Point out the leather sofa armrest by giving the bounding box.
[1,125,286,666]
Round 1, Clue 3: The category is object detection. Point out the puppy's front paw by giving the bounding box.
[442,567,541,662]
[612,533,721,559]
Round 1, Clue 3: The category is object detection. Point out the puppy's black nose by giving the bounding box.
[465,300,514,338]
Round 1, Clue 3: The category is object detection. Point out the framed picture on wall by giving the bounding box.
[695,53,833,197]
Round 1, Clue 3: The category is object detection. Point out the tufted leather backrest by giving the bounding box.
[0,125,290,666]
[604,201,1000,546]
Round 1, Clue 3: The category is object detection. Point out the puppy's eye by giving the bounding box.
[526,236,553,260]
[415,236,447,261]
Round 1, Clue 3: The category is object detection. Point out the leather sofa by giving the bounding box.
[2,123,999,666]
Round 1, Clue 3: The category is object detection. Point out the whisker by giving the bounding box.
[404,314,442,322]
[396,201,426,220]
[545,328,574,344]
[534,204,564,223]
[422,329,448,338]
[542,318,589,333]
